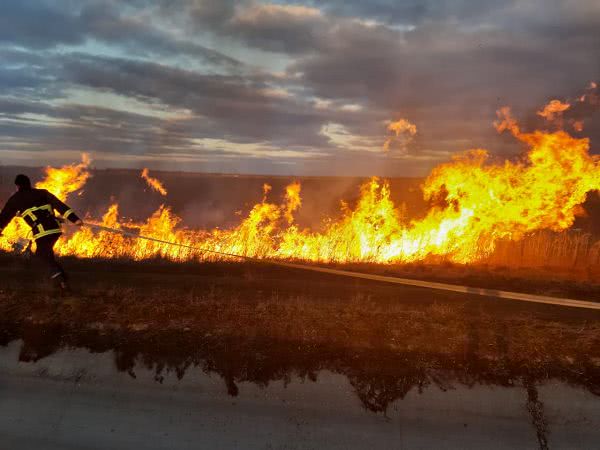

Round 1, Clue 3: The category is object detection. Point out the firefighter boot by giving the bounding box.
[51,272,71,294]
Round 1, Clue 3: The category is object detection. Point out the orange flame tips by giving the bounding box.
[579,82,599,106]
[284,182,302,224]
[36,153,91,202]
[141,168,167,196]
[262,183,272,202]
[383,118,417,152]
[537,100,571,121]
[494,107,520,137]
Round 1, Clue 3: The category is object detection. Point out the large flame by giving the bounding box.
[36,153,91,202]
[1,96,599,266]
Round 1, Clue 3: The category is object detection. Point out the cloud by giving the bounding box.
[298,0,512,24]
[284,3,599,156]
[184,0,329,54]
[79,3,245,69]
[0,0,85,49]
[0,0,598,175]
[0,0,243,70]
[56,53,332,146]
[225,3,326,53]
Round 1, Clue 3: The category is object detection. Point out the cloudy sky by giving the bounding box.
[1,0,598,175]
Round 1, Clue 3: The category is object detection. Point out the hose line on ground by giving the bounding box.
[81,222,600,311]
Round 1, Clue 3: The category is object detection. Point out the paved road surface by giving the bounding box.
[0,341,598,449]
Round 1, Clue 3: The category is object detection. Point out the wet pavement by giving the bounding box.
[1,323,599,449]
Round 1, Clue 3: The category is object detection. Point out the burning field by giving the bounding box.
[1,90,600,449]
[1,88,600,277]
[3,2,600,446]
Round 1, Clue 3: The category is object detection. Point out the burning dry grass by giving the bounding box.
[2,90,599,268]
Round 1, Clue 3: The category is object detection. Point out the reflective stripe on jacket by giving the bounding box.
[0,188,81,240]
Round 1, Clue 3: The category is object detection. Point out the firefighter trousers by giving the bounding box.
[35,234,66,282]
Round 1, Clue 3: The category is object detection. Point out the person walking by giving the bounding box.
[0,174,83,291]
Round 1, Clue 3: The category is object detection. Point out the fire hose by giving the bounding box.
[80,222,600,311]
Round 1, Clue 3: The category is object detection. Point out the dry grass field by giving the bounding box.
[1,254,599,408]
[1,253,599,449]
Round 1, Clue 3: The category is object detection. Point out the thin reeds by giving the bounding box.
[486,231,600,272]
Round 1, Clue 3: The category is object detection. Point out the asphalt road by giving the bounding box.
[0,342,598,450]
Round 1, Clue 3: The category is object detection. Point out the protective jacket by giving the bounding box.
[0,188,81,240]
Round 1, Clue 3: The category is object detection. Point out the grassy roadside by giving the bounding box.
[2,252,599,298]
[1,254,599,387]
[1,252,599,445]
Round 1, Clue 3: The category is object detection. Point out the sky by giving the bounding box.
[0,0,598,176]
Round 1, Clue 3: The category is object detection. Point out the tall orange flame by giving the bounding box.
[36,153,91,202]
